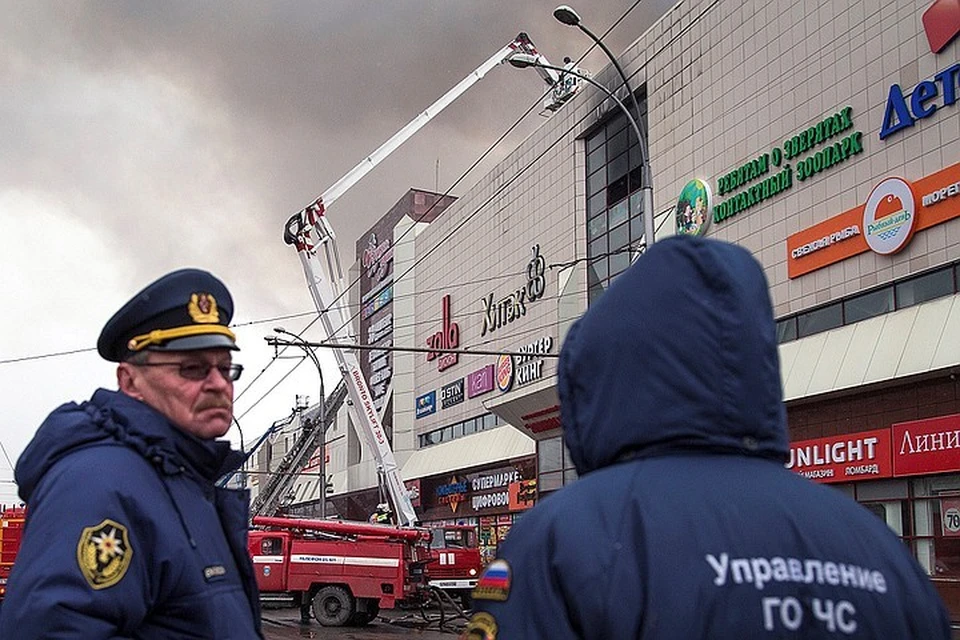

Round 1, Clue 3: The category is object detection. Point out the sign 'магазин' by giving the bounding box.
[787,429,893,483]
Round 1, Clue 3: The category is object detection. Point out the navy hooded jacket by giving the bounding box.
[0,388,263,639]
[465,236,950,639]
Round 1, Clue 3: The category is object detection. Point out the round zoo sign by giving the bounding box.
[675,178,712,237]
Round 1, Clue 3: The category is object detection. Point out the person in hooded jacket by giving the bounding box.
[0,268,263,639]
[462,236,950,639]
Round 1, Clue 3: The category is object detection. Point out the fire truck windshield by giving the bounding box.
[430,527,476,549]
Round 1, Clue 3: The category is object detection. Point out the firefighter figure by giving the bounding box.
[369,503,391,524]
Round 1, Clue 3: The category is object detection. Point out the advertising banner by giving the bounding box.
[419,458,536,520]
[440,378,465,409]
[416,391,437,419]
[892,414,960,477]
[467,365,495,398]
[786,162,960,277]
[508,479,537,511]
[787,428,893,484]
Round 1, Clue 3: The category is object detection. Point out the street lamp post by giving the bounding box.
[272,327,328,518]
[509,54,651,249]
[553,4,655,247]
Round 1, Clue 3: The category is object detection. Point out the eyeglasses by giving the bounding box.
[135,361,244,382]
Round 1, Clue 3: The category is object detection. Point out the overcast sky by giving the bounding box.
[0,0,675,505]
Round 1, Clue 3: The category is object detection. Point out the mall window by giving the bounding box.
[896,267,955,308]
[418,412,503,449]
[584,90,649,306]
[843,287,893,324]
[777,259,960,344]
[843,475,960,579]
[537,435,578,498]
[777,316,798,343]
[797,303,842,338]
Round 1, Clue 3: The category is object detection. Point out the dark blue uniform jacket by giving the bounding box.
[468,236,950,639]
[0,389,263,639]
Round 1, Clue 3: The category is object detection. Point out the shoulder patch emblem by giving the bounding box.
[76,519,133,590]
[472,559,511,602]
[461,612,498,640]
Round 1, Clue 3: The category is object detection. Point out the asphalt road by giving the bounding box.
[262,606,466,639]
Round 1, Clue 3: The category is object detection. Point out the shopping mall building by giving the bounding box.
[250,0,960,618]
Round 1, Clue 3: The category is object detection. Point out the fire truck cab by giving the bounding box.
[426,524,482,607]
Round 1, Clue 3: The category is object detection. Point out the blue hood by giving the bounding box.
[558,236,787,475]
[16,388,242,503]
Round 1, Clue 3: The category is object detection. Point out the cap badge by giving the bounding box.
[188,293,220,324]
[76,519,133,590]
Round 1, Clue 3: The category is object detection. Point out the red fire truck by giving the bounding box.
[249,515,432,626]
[0,506,26,601]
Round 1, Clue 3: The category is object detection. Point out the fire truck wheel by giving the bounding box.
[312,586,356,627]
[350,600,380,626]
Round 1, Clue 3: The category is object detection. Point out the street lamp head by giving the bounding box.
[273,327,286,334]
[553,5,582,26]
[508,52,539,69]
[554,1,655,245]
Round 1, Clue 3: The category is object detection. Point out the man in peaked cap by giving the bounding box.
[0,268,264,639]
[97,268,243,441]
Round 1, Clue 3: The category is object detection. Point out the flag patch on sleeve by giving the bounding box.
[472,559,511,602]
